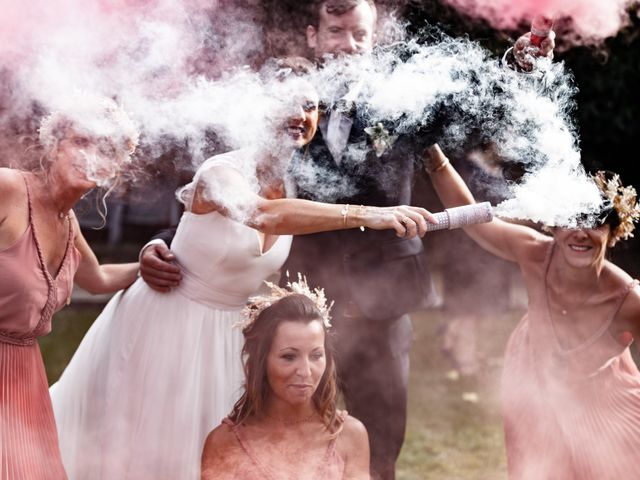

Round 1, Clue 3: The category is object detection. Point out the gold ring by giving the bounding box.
[401,216,410,224]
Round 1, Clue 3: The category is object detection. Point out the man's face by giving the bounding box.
[306,1,376,59]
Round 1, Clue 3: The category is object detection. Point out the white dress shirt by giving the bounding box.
[320,78,364,165]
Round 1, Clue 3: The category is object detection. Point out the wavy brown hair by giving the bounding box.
[228,294,342,433]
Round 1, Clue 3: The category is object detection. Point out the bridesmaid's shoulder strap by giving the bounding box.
[613,278,640,317]
[19,172,34,225]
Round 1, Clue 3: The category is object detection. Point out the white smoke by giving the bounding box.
[308,29,602,226]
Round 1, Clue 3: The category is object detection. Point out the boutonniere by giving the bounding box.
[364,122,398,157]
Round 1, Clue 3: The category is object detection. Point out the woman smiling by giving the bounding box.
[201,279,370,480]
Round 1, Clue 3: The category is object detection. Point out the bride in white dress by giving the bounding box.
[49,59,435,480]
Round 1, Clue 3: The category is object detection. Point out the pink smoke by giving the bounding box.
[440,0,638,46]
[0,0,214,66]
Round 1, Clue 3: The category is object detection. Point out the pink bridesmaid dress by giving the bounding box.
[502,242,640,480]
[219,412,348,480]
[0,175,80,480]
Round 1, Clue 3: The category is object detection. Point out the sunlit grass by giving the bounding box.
[397,309,521,480]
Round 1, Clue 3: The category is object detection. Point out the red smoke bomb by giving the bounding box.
[530,15,554,47]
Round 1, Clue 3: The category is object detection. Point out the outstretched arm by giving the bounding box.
[71,213,138,294]
[424,145,544,263]
[191,165,438,239]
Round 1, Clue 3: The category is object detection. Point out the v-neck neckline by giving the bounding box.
[23,174,74,282]
[543,242,617,355]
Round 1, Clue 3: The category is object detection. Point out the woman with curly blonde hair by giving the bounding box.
[0,95,139,479]
[425,144,640,480]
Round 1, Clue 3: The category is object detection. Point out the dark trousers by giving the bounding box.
[333,304,413,480]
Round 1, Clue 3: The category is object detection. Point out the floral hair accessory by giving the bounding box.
[39,93,139,157]
[593,171,640,243]
[238,273,333,331]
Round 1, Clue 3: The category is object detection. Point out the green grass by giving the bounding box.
[396,309,519,479]
[43,304,523,479]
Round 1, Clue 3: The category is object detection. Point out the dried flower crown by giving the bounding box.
[238,273,333,331]
[593,171,640,242]
[39,94,139,157]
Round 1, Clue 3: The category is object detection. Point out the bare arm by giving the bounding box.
[0,168,14,224]
[340,415,371,480]
[0,169,28,249]
[71,213,138,294]
[424,145,544,263]
[191,165,436,239]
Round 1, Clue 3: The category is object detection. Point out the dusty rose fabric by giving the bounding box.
[502,242,640,480]
[221,413,347,480]
[0,174,80,479]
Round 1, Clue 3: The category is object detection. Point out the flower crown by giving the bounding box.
[593,171,640,242]
[238,273,333,331]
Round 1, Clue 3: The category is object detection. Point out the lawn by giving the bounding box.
[43,301,522,479]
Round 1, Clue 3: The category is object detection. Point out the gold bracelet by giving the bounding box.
[356,205,366,231]
[340,204,350,227]
[427,157,449,174]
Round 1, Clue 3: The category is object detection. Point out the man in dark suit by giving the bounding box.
[138,2,554,477]
[284,7,436,478]
[141,5,430,477]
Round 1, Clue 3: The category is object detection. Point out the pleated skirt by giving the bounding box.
[0,341,67,480]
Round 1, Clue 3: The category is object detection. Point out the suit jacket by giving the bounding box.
[282,103,438,321]
[151,228,177,246]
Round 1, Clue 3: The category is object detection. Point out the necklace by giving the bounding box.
[265,410,316,425]
[547,276,600,316]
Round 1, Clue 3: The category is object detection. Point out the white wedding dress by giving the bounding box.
[50,152,292,479]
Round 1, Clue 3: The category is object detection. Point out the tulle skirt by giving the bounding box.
[50,279,244,480]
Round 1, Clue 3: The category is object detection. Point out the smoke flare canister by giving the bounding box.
[530,15,554,47]
[424,202,493,232]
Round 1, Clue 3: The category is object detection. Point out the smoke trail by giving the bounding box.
[1,2,607,226]
[307,27,603,226]
[437,0,638,47]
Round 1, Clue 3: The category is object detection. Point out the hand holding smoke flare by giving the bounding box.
[510,15,555,73]
[438,0,637,49]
